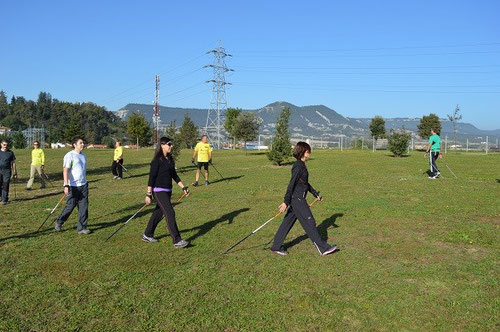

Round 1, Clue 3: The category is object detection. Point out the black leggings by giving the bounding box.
[144,191,181,243]
[111,159,123,178]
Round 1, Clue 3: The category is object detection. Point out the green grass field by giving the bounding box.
[0,148,498,331]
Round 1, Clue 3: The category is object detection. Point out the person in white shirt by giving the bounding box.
[54,137,91,234]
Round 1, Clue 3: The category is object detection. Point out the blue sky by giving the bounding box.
[1,0,499,130]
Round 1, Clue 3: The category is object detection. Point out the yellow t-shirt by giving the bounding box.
[31,148,45,166]
[114,146,123,160]
[194,142,212,162]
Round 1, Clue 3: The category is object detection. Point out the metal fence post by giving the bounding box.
[466,138,469,152]
[445,135,448,154]
[486,136,488,154]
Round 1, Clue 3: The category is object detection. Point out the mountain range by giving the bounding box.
[116,101,500,141]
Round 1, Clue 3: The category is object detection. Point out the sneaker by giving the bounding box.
[204,180,210,186]
[142,234,158,243]
[54,223,62,232]
[113,176,118,179]
[116,177,122,180]
[271,249,288,256]
[78,229,91,234]
[26,187,32,191]
[40,184,46,189]
[436,172,441,178]
[428,176,436,179]
[322,245,338,256]
[174,239,189,248]
[2,201,8,205]
[192,181,199,187]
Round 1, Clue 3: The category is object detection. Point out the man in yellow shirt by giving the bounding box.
[26,141,46,190]
[191,135,212,186]
[111,141,124,179]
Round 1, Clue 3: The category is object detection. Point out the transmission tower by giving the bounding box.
[204,42,233,149]
[152,75,161,145]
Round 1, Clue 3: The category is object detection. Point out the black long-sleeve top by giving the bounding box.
[148,157,181,189]
[283,160,319,205]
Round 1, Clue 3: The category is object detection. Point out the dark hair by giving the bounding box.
[153,136,173,161]
[293,141,311,159]
[72,137,83,147]
[431,127,439,134]
[201,135,208,139]
[1,139,8,144]
[34,141,39,145]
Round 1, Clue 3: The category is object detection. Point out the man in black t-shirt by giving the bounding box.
[0,139,17,204]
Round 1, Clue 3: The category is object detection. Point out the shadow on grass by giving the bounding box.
[211,175,244,184]
[157,207,250,242]
[386,154,411,158]
[122,172,149,179]
[13,190,63,202]
[496,179,499,183]
[284,213,343,250]
[177,165,197,173]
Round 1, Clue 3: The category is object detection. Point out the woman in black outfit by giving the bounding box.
[271,142,338,256]
[143,136,190,248]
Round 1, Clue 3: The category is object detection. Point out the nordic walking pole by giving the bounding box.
[43,172,55,188]
[210,161,229,183]
[13,176,17,199]
[118,163,133,176]
[224,198,320,254]
[176,192,187,203]
[105,203,148,241]
[442,160,458,179]
[37,194,66,232]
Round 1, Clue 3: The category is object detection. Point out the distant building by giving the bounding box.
[0,126,11,135]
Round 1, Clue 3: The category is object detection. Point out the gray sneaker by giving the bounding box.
[271,249,288,256]
[142,234,158,243]
[174,239,189,248]
[54,223,62,232]
[78,229,91,235]
[322,245,338,256]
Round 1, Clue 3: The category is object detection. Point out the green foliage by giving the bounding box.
[102,136,115,149]
[127,113,152,148]
[179,114,198,149]
[369,116,386,139]
[165,121,182,161]
[11,131,27,149]
[224,108,242,139]
[0,134,11,146]
[0,90,125,144]
[352,138,363,149]
[447,104,462,146]
[387,129,411,157]
[417,113,441,139]
[267,106,292,165]
[64,120,85,143]
[232,112,261,147]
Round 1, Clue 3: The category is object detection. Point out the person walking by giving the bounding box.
[26,141,46,190]
[111,140,124,180]
[270,142,338,256]
[191,135,212,186]
[0,139,17,205]
[143,136,190,248]
[54,137,91,234]
[425,128,442,179]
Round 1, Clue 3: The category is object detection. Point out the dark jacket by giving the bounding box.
[148,157,181,189]
[283,160,319,205]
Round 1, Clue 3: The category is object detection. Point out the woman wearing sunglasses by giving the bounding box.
[143,136,190,248]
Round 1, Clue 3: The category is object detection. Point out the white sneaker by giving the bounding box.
[142,234,158,243]
[174,239,189,248]
[428,176,436,179]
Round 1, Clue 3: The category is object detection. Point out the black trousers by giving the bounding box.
[144,191,182,243]
[56,184,89,231]
[429,152,440,176]
[111,159,123,178]
[0,169,11,202]
[271,197,332,254]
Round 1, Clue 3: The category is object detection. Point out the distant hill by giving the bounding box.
[116,102,499,141]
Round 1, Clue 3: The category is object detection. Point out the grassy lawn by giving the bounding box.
[0,148,498,331]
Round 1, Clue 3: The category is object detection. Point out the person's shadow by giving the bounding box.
[284,213,343,250]
[157,208,250,242]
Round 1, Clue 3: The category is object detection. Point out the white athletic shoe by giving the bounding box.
[429,176,436,179]
[174,239,189,248]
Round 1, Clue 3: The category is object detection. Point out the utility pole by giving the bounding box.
[204,41,233,149]
[152,75,161,145]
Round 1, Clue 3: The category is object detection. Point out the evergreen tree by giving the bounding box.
[165,120,182,161]
[447,105,462,148]
[232,112,260,148]
[369,116,386,139]
[417,114,441,139]
[179,114,198,149]
[267,106,292,165]
[127,113,152,149]
[387,129,411,157]
[11,131,27,149]
[64,120,85,143]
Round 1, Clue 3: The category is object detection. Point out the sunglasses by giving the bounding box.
[161,142,173,146]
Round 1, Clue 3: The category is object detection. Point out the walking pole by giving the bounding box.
[224,198,320,254]
[176,192,187,203]
[118,163,133,176]
[105,203,148,241]
[13,176,17,199]
[210,161,229,183]
[43,172,55,188]
[442,159,458,179]
[37,194,66,232]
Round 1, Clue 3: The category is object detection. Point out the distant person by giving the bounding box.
[270,141,338,256]
[425,128,442,179]
[0,139,17,205]
[143,136,190,248]
[26,141,46,190]
[111,141,124,179]
[54,137,91,234]
[191,135,212,186]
